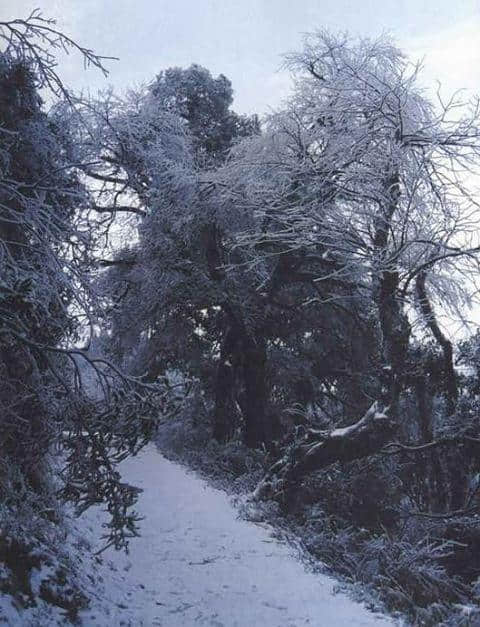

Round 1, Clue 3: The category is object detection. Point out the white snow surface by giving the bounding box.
[74,445,394,626]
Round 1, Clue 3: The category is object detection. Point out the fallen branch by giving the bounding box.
[400,506,480,520]
[381,436,480,455]
[254,402,395,500]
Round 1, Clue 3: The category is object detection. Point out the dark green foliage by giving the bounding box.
[149,64,259,163]
[0,16,177,618]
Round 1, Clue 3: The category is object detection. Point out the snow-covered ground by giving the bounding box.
[74,445,393,626]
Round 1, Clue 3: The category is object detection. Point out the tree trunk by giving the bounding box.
[375,269,411,416]
[415,271,462,509]
[212,325,240,443]
[414,375,448,511]
[416,270,458,414]
[373,173,411,417]
[239,335,268,449]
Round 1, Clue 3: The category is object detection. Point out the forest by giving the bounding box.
[2,10,480,626]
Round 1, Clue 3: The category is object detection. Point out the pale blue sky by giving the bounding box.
[2,0,479,114]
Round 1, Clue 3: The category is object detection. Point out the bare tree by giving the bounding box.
[224,31,480,488]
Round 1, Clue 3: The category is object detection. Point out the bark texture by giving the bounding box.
[254,402,396,500]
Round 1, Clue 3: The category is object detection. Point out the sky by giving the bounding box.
[1,0,479,115]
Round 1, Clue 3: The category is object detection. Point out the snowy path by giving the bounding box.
[79,446,393,626]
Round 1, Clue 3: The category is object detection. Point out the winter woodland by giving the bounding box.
[2,11,480,625]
